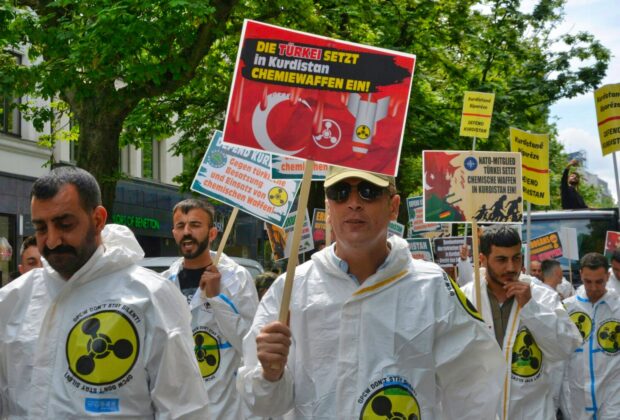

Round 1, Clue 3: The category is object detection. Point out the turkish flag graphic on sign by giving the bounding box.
[223,20,416,176]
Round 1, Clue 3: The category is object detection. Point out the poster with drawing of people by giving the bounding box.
[423,151,523,223]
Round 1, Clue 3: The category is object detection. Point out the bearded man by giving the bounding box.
[163,199,259,419]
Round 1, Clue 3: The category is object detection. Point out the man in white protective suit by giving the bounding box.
[462,225,581,420]
[237,165,505,419]
[561,252,620,419]
[606,248,620,293]
[0,166,208,419]
[162,198,259,419]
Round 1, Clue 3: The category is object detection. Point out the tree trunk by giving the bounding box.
[75,110,125,213]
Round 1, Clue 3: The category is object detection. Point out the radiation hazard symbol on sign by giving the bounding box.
[268,187,289,207]
[356,125,371,140]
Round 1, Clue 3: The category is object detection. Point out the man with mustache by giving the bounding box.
[238,166,505,419]
[163,199,259,419]
[462,225,581,420]
[0,166,208,418]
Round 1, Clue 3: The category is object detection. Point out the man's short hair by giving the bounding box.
[31,166,101,212]
[173,198,215,226]
[541,259,561,279]
[611,248,620,263]
[580,252,609,271]
[19,235,37,255]
[479,225,521,256]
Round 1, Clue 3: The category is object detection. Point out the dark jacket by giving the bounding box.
[561,167,587,209]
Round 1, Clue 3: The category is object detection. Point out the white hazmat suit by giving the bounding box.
[462,275,581,420]
[561,287,620,419]
[0,225,208,419]
[606,268,620,294]
[238,236,505,419]
[163,253,259,419]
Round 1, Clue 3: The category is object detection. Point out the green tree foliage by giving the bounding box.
[1,0,241,208]
[0,0,611,214]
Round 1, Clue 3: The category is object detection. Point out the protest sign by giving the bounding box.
[388,220,405,238]
[265,210,314,261]
[406,196,442,237]
[312,208,326,242]
[459,91,495,139]
[594,84,620,156]
[605,231,620,258]
[272,155,329,180]
[434,236,473,266]
[407,238,434,262]
[191,131,300,227]
[423,151,522,223]
[530,231,563,262]
[222,19,416,176]
[559,227,579,261]
[265,223,287,261]
[510,128,550,206]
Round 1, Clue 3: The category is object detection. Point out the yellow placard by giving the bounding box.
[459,91,495,139]
[510,127,550,206]
[595,84,620,156]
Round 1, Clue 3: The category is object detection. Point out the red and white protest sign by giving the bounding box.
[223,20,416,176]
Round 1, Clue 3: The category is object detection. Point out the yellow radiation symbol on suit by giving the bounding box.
[447,274,483,322]
[194,331,220,378]
[66,311,139,385]
[268,187,288,207]
[597,320,620,354]
[356,125,371,140]
[360,384,420,420]
[570,311,592,340]
[511,327,542,378]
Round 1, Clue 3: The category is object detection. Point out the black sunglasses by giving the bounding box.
[325,181,388,203]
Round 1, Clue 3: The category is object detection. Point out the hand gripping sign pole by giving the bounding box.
[278,160,315,323]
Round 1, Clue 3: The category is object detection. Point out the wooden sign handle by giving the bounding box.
[278,160,314,323]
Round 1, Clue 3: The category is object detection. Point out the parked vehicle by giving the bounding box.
[523,208,620,285]
[137,256,265,279]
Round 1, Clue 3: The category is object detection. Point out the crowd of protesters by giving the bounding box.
[1,165,618,419]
